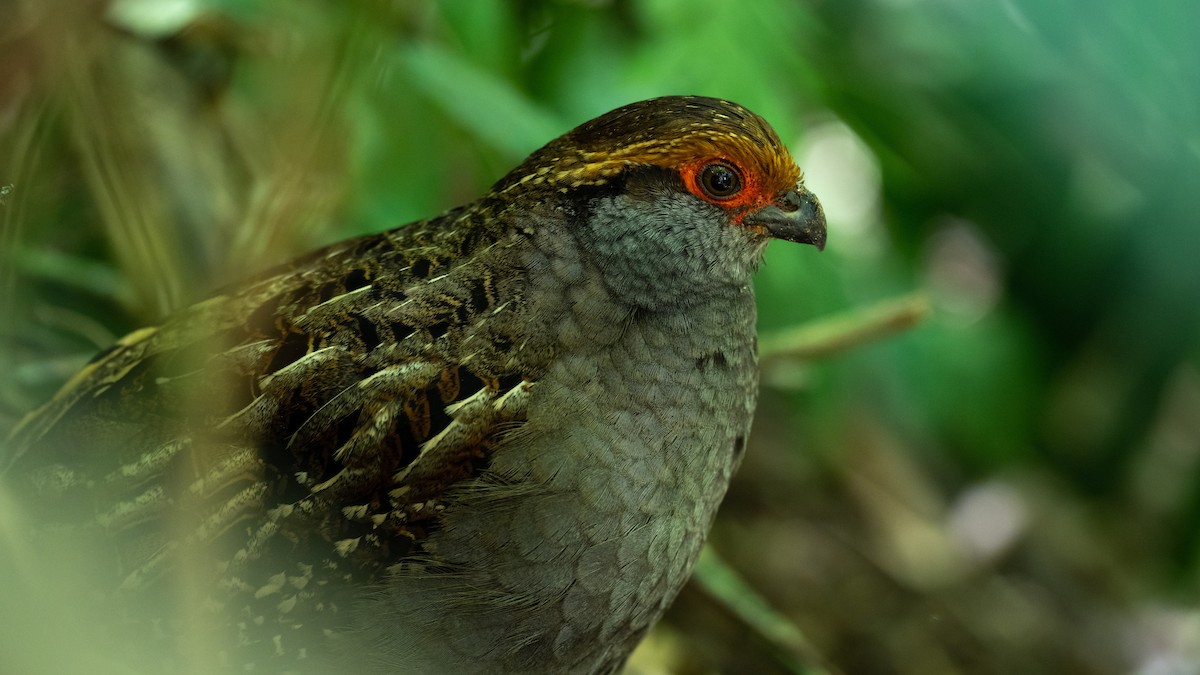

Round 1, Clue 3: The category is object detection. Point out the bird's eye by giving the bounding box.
[698,162,742,200]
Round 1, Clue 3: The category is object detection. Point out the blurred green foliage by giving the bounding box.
[2,0,1198,673]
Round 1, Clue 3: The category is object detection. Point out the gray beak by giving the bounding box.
[743,185,827,251]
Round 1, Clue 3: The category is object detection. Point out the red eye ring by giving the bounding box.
[681,157,765,214]
[698,162,742,200]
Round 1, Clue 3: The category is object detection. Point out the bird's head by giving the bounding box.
[492,96,826,307]
[496,95,825,249]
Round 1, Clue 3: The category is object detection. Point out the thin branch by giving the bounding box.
[760,292,931,364]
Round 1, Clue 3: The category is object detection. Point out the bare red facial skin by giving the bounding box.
[679,156,779,223]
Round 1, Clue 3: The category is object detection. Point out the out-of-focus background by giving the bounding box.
[2,1,1198,673]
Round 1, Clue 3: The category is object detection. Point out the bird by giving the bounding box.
[2,95,825,674]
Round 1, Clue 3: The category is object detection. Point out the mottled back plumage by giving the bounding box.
[3,96,825,674]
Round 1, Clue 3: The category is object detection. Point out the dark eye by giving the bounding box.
[698,162,742,199]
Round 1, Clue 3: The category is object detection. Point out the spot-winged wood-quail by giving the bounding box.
[3,95,826,674]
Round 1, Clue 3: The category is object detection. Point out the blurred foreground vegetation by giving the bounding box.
[2,1,1198,673]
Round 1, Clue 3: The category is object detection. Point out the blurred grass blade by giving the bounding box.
[694,546,837,675]
[403,42,564,161]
